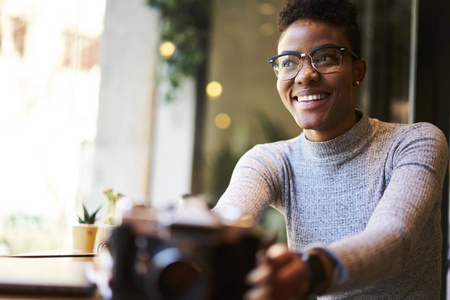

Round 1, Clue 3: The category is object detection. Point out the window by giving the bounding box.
[0,0,105,254]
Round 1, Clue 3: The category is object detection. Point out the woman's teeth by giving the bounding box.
[296,94,327,102]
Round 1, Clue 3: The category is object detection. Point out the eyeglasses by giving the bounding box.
[268,45,359,80]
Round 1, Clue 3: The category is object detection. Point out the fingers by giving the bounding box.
[245,262,273,300]
[244,243,311,300]
[270,255,309,298]
[244,285,272,300]
[246,263,272,285]
[266,244,292,269]
[244,247,277,300]
[246,244,291,286]
[267,243,290,258]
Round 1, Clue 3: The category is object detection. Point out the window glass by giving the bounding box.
[200,0,299,242]
[355,0,412,123]
[0,0,105,254]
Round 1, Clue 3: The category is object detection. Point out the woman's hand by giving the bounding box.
[244,244,311,300]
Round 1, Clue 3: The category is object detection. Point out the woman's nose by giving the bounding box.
[294,59,319,84]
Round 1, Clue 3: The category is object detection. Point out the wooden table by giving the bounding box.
[0,295,100,300]
[0,251,103,299]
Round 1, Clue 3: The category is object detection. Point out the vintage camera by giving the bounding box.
[108,196,274,300]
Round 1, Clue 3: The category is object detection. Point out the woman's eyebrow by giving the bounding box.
[279,43,339,55]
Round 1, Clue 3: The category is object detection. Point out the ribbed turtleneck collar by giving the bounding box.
[300,110,377,162]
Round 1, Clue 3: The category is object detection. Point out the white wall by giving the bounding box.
[149,77,196,208]
[91,0,159,209]
[92,0,196,211]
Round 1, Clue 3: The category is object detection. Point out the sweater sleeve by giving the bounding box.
[321,123,449,293]
[212,143,288,222]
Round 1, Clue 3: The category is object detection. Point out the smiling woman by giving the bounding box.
[198,1,429,265]
[212,0,448,299]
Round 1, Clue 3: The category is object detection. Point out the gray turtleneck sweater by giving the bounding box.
[213,111,448,299]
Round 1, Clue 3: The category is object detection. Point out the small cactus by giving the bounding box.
[77,204,101,224]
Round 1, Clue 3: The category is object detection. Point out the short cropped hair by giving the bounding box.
[278,0,361,57]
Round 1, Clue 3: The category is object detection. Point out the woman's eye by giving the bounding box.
[281,59,297,68]
[313,51,340,65]
[317,54,334,62]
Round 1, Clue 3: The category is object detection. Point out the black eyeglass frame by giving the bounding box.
[268,45,360,78]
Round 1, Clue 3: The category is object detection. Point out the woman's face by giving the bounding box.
[276,19,366,142]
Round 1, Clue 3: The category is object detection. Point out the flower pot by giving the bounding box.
[72,224,98,253]
[94,224,116,252]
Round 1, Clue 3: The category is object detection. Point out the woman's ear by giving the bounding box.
[352,58,367,85]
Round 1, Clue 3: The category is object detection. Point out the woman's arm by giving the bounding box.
[212,143,289,221]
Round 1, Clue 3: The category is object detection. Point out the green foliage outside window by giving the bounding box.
[146,0,213,101]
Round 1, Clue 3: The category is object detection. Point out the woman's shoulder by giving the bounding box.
[407,121,446,138]
[371,119,448,162]
[378,119,446,142]
[368,116,445,142]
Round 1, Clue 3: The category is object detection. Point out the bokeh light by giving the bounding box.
[257,3,276,15]
[259,23,275,36]
[206,81,223,98]
[214,113,231,130]
[159,41,176,58]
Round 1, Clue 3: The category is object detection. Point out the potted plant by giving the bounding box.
[72,204,101,253]
[95,189,124,252]
[103,188,124,225]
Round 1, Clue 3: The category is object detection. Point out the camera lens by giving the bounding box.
[147,247,210,300]
[159,261,199,298]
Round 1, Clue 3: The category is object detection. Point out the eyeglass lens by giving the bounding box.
[274,47,343,80]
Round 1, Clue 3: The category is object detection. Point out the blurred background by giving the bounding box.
[0,2,447,291]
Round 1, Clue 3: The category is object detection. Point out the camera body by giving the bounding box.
[108,198,273,300]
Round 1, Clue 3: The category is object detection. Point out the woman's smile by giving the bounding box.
[296,93,328,102]
[292,91,330,110]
